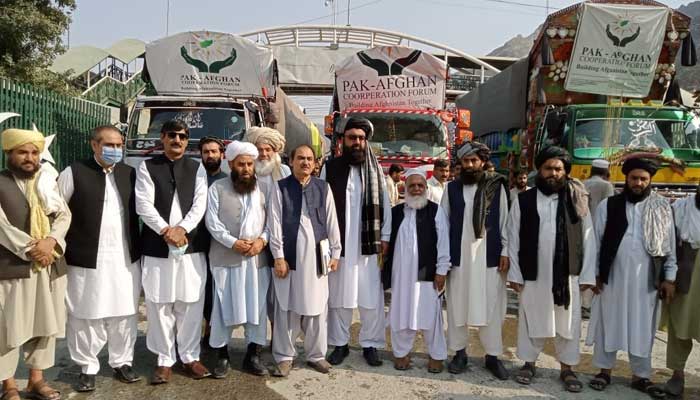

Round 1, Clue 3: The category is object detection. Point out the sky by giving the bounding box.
[68,0,693,56]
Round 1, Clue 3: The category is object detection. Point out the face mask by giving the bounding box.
[168,243,189,258]
[102,146,123,165]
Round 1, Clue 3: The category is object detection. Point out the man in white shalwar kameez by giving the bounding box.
[322,117,391,367]
[269,145,342,377]
[59,126,142,392]
[441,142,510,379]
[135,120,211,383]
[205,141,271,378]
[586,157,676,399]
[427,159,449,204]
[507,146,596,393]
[0,128,71,400]
[383,169,449,372]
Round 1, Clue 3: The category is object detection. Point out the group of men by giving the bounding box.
[1,116,700,400]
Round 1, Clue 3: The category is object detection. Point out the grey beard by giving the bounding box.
[405,193,429,209]
[255,154,280,177]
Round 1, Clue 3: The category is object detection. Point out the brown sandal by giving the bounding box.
[1,388,20,400]
[24,380,60,400]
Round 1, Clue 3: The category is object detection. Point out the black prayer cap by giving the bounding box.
[535,146,572,174]
[622,157,659,177]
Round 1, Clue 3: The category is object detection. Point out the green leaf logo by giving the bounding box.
[199,39,214,48]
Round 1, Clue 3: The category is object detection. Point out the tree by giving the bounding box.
[0,0,79,95]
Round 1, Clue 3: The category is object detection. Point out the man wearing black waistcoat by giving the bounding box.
[135,120,211,384]
[59,125,142,392]
[268,145,342,378]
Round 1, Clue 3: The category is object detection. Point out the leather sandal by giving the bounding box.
[24,380,60,400]
[0,388,20,400]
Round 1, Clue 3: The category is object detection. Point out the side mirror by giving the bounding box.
[544,111,566,139]
[456,109,471,129]
[324,115,334,136]
[455,128,473,146]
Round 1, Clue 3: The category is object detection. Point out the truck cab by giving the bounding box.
[125,95,263,169]
[536,103,700,194]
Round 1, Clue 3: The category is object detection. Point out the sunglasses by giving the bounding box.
[165,131,189,141]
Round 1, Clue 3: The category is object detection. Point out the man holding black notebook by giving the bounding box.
[268,144,342,378]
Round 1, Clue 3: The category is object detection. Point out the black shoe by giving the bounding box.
[242,343,268,376]
[362,347,383,367]
[114,364,141,383]
[213,357,230,379]
[485,355,509,380]
[327,344,350,366]
[76,373,96,392]
[448,349,468,374]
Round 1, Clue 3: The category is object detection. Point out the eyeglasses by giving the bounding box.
[165,131,189,141]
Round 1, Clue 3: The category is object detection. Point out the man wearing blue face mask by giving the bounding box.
[58,125,142,392]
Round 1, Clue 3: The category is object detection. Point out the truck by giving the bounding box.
[325,45,471,176]
[125,31,277,168]
[457,0,700,194]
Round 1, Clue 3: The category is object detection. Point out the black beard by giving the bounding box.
[7,160,39,180]
[460,168,483,185]
[342,145,366,165]
[231,170,257,194]
[535,173,566,196]
[516,182,528,190]
[623,184,651,204]
[203,158,221,174]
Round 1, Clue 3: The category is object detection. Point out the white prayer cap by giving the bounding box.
[404,168,427,180]
[225,141,258,161]
[591,159,610,169]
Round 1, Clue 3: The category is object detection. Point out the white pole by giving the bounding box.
[166,0,170,36]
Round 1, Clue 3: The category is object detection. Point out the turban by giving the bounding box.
[244,127,286,153]
[535,146,572,174]
[404,168,427,181]
[2,128,45,153]
[622,157,659,177]
[225,141,258,161]
[344,117,374,140]
[457,141,490,161]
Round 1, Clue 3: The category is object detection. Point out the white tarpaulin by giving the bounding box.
[145,31,275,97]
[564,3,669,98]
[335,46,446,111]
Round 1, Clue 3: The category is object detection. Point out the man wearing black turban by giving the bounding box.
[507,146,596,393]
[587,156,675,398]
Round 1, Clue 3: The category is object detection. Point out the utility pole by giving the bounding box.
[166,0,170,36]
[347,0,351,26]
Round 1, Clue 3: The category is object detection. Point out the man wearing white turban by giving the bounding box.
[0,128,72,400]
[205,141,272,378]
[382,168,449,372]
[244,127,290,186]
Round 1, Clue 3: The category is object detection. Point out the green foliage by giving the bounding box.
[0,0,79,95]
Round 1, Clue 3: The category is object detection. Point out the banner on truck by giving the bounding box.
[564,3,668,98]
[145,31,275,97]
[335,46,446,111]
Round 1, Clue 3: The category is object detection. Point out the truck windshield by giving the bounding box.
[129,108,247,141]
[573,117,700,161]
[345,113,447,158]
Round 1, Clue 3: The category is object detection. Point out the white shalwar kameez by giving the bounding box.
[322,166,391,349]
[205,185,270,348]
[427,176,445,205]
[58,166,141,375]
[586,197,677,378]
[135,161,208,367]
[441,184,509,356]
[507,190,596,366]
[388,204,450,360]
[268,183,342,363]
